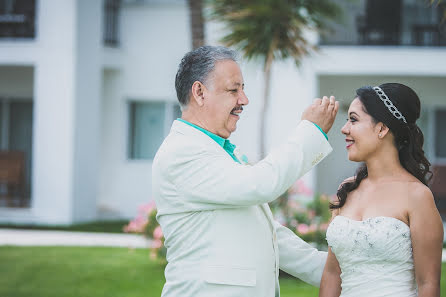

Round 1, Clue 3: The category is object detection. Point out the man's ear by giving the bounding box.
[191,81,205,107]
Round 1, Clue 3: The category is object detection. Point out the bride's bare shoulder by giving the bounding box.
[407,182,435,206]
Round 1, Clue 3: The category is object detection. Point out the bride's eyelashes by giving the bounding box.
[346,117,357,123]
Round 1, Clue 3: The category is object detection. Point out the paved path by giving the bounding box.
[0,228,445,262]
[0,228,150,248]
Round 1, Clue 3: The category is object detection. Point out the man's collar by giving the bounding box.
[177,118,231,150]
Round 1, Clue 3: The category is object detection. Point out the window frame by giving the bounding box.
[103,0,121,47]
[0,0,37,40]
[0,97,34,204]
[432,107,446,165]
[126,99,181,161]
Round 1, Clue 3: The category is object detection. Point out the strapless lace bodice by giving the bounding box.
[326,216,417,297]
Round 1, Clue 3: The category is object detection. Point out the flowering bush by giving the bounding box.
[123,201,166,263]
[270,179,334,250]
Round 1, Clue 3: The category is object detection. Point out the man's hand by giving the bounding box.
[301,96,339,134]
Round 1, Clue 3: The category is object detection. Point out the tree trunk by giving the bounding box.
[259,53,273,159]
[188,0,205,49]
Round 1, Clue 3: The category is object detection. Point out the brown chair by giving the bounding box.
[0,151,26,207]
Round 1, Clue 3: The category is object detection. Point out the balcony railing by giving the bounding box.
[0,0,36,39]
[320,0,446,46]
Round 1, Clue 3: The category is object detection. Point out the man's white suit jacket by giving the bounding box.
[152,119,332,297]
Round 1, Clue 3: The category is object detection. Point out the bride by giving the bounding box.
[319,83,443,297]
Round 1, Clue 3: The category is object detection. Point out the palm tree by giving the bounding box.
[429,0,446,21]
[188,0,205,49]
[209,0,343,158]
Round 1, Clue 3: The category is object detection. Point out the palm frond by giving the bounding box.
[208,0,344,66]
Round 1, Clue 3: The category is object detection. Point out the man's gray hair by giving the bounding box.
[175,45,238,108]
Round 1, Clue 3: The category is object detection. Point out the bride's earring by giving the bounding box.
[379,133,383,138]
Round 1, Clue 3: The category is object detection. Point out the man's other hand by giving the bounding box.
[301,96,339,134]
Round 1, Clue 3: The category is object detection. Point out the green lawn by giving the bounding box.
[0,246,444,297]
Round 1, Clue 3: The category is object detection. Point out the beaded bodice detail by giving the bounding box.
[326,216,417,297]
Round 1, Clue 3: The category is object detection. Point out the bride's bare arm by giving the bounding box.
[409,185,443,297]
[319,247,341,297]
[319,207,342,297]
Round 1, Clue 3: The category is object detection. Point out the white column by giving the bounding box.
[32,0,77,224]
[71,0,102,222]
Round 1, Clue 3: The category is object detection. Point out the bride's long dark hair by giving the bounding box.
[330,83,432,209]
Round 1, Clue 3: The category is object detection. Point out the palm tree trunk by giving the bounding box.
[260,53,273,159]
[188,0,205,49]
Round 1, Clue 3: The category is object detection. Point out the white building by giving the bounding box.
[0,0,445,225]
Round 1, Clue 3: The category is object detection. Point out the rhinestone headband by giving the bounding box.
[372,86,407,124]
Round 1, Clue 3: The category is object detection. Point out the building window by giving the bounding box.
[0,0,36,39]
[435,109,446,159]
[0,99,33,207]
[128,101,181,160]
[320,0,446,46]
[103,0,120,47]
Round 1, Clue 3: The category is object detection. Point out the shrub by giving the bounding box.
[124,202,166,264]
[270,179,334,250]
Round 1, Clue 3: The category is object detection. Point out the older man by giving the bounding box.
[152,46,338,297]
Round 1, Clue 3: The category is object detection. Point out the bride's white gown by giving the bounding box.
[326,216,417,297]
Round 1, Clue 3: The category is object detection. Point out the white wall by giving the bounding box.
[97,2,191,218]
[98,69,127,218]
[121,3,190,99]
[315,46,446,76]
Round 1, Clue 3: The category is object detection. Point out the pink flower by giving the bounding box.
[151,239,163,249]
[297,224,309,235]
[296,180,313,196]
[153,226,163,239]
[123,217,148,233]
[139,201,156,215]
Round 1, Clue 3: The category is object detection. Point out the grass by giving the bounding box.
[0,246,164,297]
[0,220,128,233]
[0,246,318,297]
[280,277,319,296]
[0,246,445,297]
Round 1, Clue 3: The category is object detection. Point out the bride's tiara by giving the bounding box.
[373,86,407,124]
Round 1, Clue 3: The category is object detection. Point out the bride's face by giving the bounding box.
[341,98,381,162]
